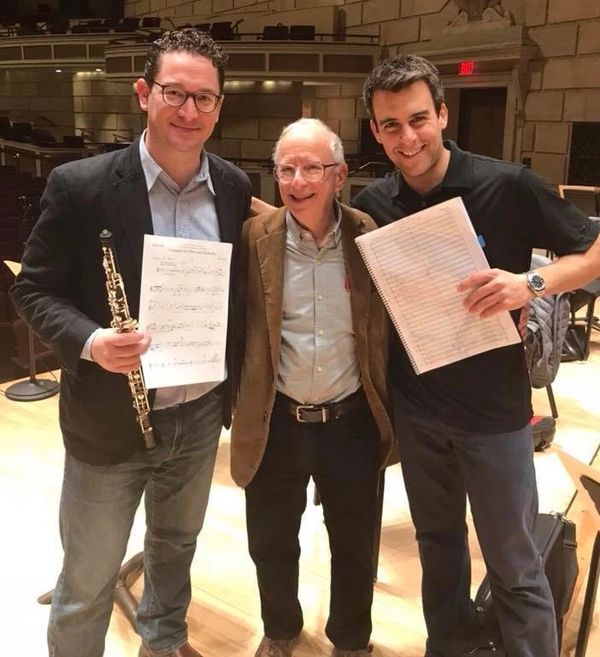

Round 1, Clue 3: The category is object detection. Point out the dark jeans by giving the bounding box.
[392,388,557,657]
[245,391,380,650]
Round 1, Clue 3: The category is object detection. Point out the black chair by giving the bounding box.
[101,18,120,31]
[46,18,68,34]
[289,24,316,41]
[115,17,140,33]
[63,135,85,147]
[261,24,289,40]
[194,22,211,33]
[562,278,600,361]
[70,22,88,34]
[210,21,234,40]
[31,128,56,146]
[10,122,33,142]
[140,16,161,29]
[84,19,107,33]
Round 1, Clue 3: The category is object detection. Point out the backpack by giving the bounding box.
[524,291,570,389]
[464,513,578,656]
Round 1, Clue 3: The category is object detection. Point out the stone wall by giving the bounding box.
[121,1,600,183]
[2,1,599,184]
[72,73,145,144]
[342,0,600,184]
[0,69,75,139]
[522,0,600,183]
[211,80,302,160]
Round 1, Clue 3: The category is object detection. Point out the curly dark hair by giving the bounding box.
[143,28,228,93]
[363,54,445,118]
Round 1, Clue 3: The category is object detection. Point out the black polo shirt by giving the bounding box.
[352,141,599,433]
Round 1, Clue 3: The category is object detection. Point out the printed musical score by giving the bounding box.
[355,197,521,374]
[138,235,232,388]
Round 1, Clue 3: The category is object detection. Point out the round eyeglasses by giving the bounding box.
[152,81,222,113]
[273,162,339,183]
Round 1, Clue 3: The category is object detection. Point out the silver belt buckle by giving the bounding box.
[295,404,330,422]
[295,404,315,422]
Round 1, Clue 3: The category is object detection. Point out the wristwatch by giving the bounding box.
[526,270,546,297]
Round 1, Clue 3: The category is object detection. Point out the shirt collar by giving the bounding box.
[139,130,215,195]
[391,140,474,199]
[285,201,343,249]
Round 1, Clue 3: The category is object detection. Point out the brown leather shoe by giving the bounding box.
[138,641,203,657]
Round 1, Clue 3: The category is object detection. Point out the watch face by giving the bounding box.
[529,273,545,291]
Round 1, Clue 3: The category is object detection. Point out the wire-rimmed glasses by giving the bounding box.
[273,162,339,183]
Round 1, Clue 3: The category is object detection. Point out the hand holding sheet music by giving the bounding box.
[355,197,521,374]
[138,235,232,388]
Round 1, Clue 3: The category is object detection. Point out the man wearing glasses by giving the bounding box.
[11,29,251,657]
[231,118,395,657]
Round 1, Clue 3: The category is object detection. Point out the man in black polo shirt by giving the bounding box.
[352,54,600,657]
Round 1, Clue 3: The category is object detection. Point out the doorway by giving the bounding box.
[457,87,507,159]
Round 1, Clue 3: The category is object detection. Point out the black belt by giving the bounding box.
[283,390,365,423]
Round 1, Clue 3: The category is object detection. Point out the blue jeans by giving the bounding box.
[48,388,223,657]
[392,390,557,657]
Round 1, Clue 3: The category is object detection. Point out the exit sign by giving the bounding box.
[458,60,475,76]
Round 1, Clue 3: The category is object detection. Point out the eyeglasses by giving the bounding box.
[273,162,339,183]
[152,81,222,113]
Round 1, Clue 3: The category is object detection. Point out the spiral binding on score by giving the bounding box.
[354,237,421,375]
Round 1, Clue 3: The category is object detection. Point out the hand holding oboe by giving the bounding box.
[90,328,151,374]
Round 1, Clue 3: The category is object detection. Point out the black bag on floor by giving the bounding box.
[531,415,556,452]
[463,512,578,656]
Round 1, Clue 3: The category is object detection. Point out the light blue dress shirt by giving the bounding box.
[139,135,224,409]
[82,134,225,410]
[276,204,361,404]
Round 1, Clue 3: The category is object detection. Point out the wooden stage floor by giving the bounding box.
[1,337,599,657]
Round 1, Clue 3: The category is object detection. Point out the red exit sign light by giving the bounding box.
[458,60,475,76]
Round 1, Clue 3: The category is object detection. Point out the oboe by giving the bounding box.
[99,229,156,450]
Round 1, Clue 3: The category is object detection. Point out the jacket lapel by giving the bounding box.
[255,209,286,375]
[341,206,373,335]
[209,154,237,244]
[111,139,153,293]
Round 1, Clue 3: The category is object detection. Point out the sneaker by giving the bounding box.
[254,635,300,657]
[332,646,373,657]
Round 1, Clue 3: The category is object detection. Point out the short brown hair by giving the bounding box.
[363,54,445,118]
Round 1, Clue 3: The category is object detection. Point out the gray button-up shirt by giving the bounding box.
[276,205,361,404]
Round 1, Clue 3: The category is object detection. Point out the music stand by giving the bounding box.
[556,448,600,657]
[3,260,59,401]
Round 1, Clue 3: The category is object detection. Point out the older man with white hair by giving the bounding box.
[231,118,396,657]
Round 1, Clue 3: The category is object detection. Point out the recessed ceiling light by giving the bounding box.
[55,69,62,73]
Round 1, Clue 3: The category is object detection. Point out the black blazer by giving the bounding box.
[11,138,252,464]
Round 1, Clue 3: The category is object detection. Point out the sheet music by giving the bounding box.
[138,235,232,388]
[355,197,521,374]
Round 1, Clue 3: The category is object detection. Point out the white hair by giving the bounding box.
[273,117,345,164]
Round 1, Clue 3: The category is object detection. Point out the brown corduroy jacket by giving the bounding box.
[230,203,397,488]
